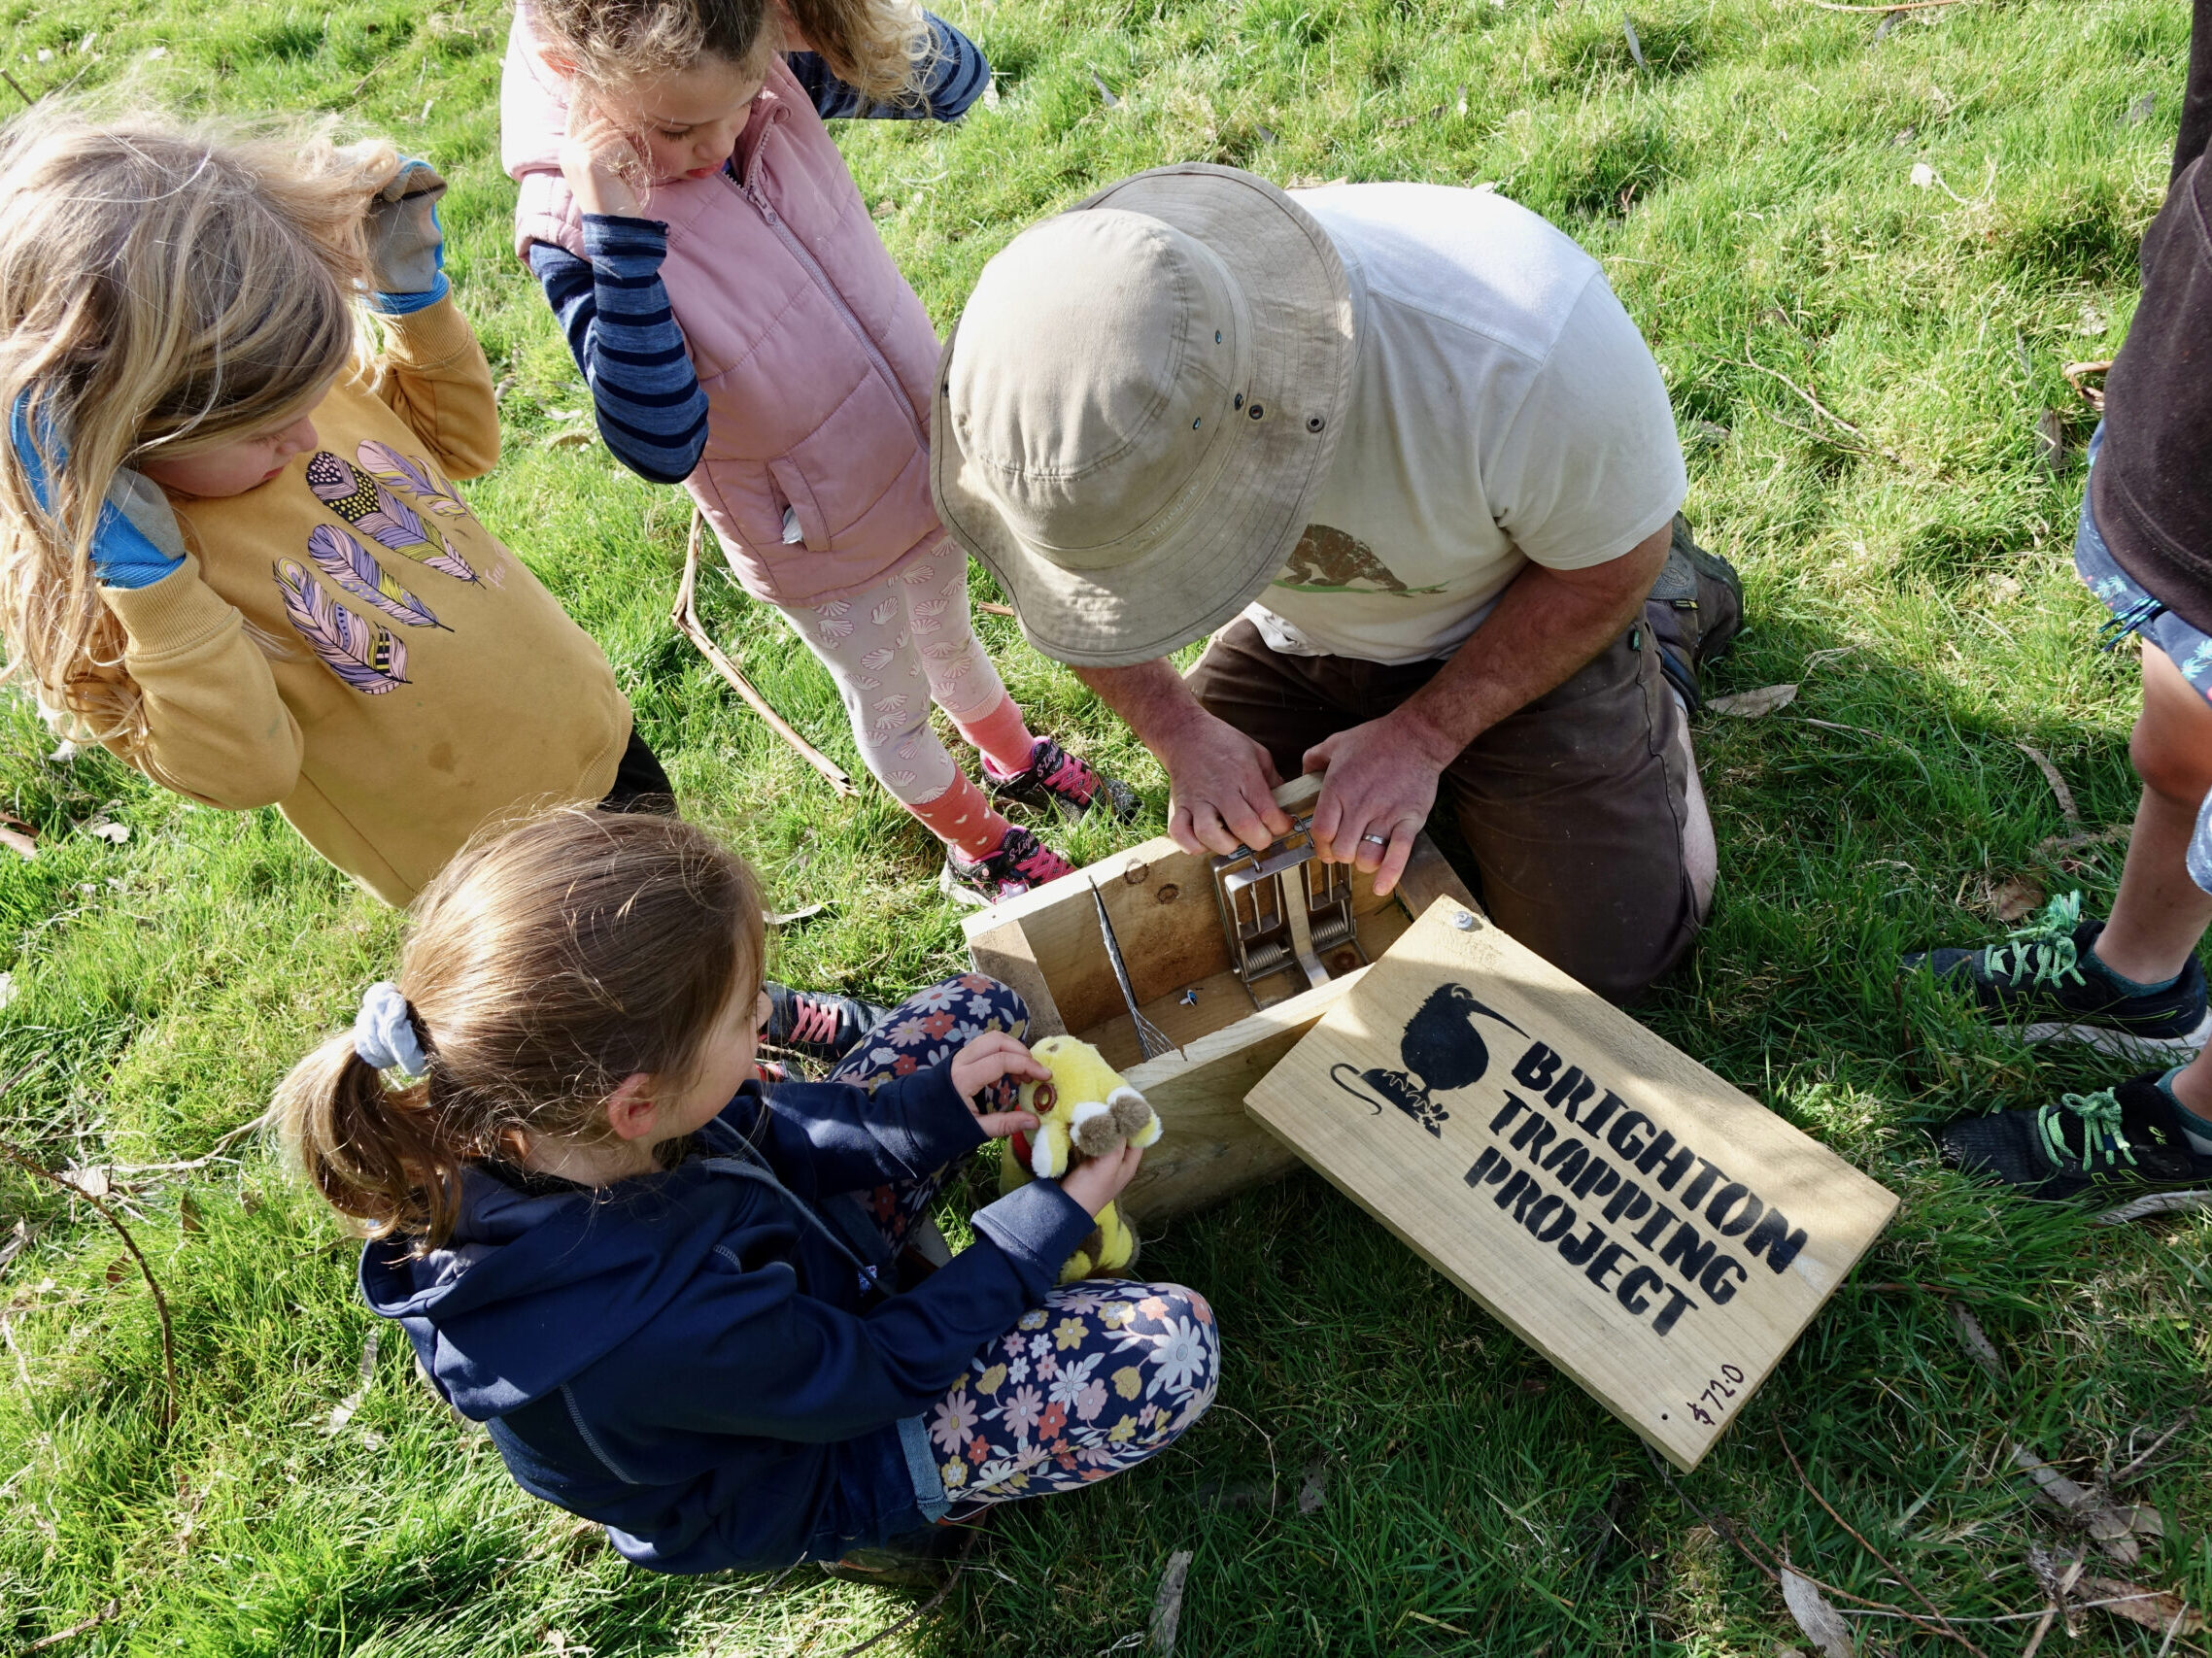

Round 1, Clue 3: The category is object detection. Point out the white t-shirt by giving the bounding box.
[1245,184,1687,664]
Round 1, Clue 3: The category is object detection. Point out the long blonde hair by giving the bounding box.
[275,808,767,1251]
[534,0,935,114]
[0,105,391,747]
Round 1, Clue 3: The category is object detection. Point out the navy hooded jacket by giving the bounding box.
[358,1063,1097,1572]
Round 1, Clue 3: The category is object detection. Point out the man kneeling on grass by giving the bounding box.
[1906,0,2212,1200]
[931,164,1742,1002]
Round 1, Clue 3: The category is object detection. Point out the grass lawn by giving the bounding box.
[2,0,2209,1650]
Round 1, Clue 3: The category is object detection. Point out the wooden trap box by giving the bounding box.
[1245,897,1898,1470]
[964,774,1481,1221]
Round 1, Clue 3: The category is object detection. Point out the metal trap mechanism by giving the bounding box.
[1210,816,1367,1006]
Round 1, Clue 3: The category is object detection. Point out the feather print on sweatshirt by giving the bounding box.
[357,440,468,519]
[304,452,477,582]
[306,525,448,630]
[273,559,410,694]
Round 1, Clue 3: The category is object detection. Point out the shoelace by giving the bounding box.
[2037,1087,2135,1173]
[1980,890,2086,988]
[1005,833,1074,884]
[785,997,843,1045]
[1038,745,1097,804]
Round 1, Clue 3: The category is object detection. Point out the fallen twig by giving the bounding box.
[1641,1445,1967,1647]
[1799,0,1970,11]
[2113,1409,2198,1487]
[1779,1427,1988,1657]
[1793,718,1934,785]
[2063,359,2112,412]
[21,1599,119,1651]
[835,1518,988,1658]
[0,1124,177,1425]
[672,511,857,796]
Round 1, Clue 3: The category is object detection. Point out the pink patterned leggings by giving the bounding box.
[774,542,1010,807]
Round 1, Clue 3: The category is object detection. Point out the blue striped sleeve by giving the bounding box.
[525,217,709,487]
[787,14,991,121]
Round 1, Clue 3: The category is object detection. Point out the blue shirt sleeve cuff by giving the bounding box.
[970,1180,1095,1287]
[370,273,451,316]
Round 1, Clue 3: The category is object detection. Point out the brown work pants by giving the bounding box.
[1187,618,1702,1004]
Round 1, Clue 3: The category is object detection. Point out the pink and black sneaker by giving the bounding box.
[761,981,894,1066]
[984,737,1140,825]
[940,825,1077,908]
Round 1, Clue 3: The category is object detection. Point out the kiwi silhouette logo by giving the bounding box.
[1331,983,1527,1137]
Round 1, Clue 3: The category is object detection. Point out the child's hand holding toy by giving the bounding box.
[951,1032,1143,1220]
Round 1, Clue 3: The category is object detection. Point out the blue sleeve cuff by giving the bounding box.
[970,1180,1095,1287]
[370,273,450,316]
[581,214,672,261]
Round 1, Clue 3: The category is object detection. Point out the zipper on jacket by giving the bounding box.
[726,115,932,456]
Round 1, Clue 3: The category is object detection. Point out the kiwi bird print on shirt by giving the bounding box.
[305,452,477,582]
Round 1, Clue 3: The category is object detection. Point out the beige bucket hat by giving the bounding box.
[932,163,1355,668]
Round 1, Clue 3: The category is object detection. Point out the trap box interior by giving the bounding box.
[963,773,1482,1221]
[1245,897,1899,1471]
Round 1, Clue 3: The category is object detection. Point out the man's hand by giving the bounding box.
[1072,660,1292,856]
[560,99,649,219]
[1160,709,1291,856]
[1303,706,1455,896]
[948,1031,1048,1140]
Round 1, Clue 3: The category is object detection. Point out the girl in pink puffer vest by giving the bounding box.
[501,0,1137,904]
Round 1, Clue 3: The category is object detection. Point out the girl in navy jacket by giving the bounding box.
[276,807,1219,1571]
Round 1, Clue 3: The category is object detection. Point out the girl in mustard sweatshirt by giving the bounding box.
[0,105,636,906]
[0,105,884,1064]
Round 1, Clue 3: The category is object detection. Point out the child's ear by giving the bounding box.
[606,1072,662,1142]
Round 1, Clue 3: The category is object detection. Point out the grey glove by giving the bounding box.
[365,157,449,314]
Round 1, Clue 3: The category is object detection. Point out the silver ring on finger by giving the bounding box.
[1360,832,1389,848]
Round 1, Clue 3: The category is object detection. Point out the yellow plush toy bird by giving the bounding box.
[999,1034,1164,1283]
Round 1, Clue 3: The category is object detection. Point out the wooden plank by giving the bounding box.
[966,916,1067,1041]
[1113,970,1364,1219]
[1244,897,1897,1471]
[961,772,1411,1033]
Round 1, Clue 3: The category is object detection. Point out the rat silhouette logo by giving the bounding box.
[1330,983,1527,1137]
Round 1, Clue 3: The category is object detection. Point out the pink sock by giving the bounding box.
[907,772,1012,860]
[955,695,1039,780]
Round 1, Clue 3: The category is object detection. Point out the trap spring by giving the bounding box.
[1210,816,1366,1008]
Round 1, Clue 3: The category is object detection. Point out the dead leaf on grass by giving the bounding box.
[2093,1189,2212,1226]
[544,428,596,450]
[2034,409,2069,475]
[178,1191,203,1235]
[1706,683,1798,718]
[60,1165,110,1201]
[2074,1574,2202,1637]
[2010,1442,2158,1564]
[1297,1456,1328,1514]
[1780,1568,1855,1658]
[1950,1303,2007,1383]
[1622,12,1647,67]
[1150,1548,1193,1654]
[2015,743,2080,823]
[0,813,37,859]
[2124,91,2157,124]
[1990,876,2045,923]
[324,1329,381,1435]
[765,903,827,927]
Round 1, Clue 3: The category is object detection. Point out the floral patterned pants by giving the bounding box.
[826,975,1223,1508]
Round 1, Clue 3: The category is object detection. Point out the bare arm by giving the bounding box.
[1072,659,1294,855]
[1304,522,1671,892]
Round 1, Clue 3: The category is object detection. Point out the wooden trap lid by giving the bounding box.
[1244,897,1898,1470]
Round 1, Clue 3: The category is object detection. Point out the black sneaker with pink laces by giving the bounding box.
[984,736,1141,825]
[760,981,894,1066]
[939,825,1077,908]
